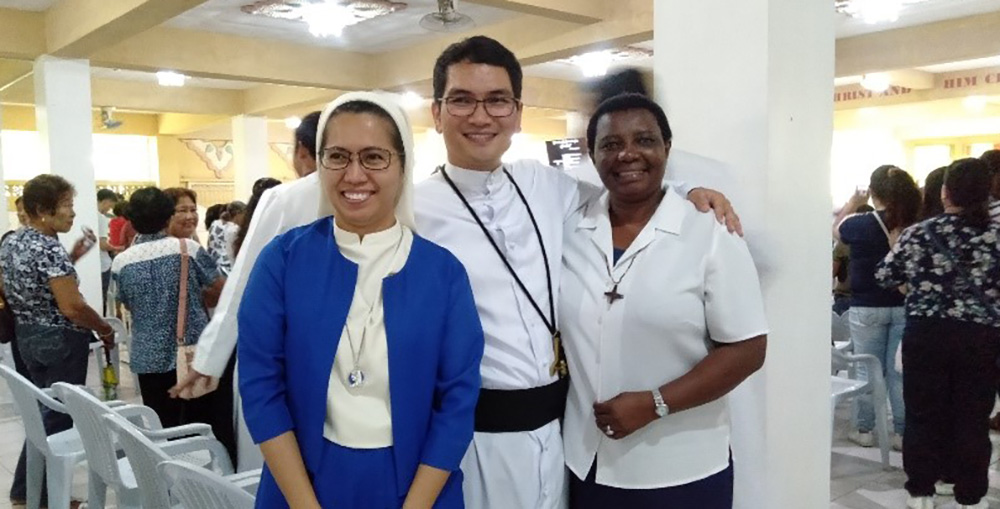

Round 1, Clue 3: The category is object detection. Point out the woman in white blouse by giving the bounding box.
[560,93,768,508]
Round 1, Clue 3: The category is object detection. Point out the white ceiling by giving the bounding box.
[0,0,57,11]
[835,0,1000,38]
[917,55,1000,72]
[90,67,257,90]
[164,0,519,54]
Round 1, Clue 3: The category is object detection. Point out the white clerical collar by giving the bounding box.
[444,162,506,197]
[333,219,402,249]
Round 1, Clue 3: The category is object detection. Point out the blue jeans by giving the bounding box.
[849,306,906,435]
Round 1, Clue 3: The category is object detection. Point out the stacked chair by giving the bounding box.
[0,365,87,509]
[52,382,258,508]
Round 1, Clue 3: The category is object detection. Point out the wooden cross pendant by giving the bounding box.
[604,284,624,304]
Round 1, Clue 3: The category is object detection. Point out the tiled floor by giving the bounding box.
[829,401,1000,509]
[2,345,999,508]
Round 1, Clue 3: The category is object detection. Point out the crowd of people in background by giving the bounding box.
[0,31,994,509]
[833,149,1000,509]
[0,151,309,507]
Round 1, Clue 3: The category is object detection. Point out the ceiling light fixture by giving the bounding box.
[860,73,891,93]
[243,1,408,38]
[285,116,302,129]
[963,95,988,113]
[156,71,187,87]
[572,50,614,78]
[835,0,909,24]
[301,1,357,37]
[400,91,424,109]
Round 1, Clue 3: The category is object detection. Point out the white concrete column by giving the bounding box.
[565,111,587,139]
[0,103,9,233]
[34,56,102,310]
[231,115,269,202]
[655,2,833,509]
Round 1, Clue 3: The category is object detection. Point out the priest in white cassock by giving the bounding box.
[175,35,739,504]
[416,37,737,509]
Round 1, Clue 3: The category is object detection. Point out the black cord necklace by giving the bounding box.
[439,165,567,377]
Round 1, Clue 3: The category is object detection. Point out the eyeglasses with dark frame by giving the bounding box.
[319,147,400,172]
[437,96,521,118]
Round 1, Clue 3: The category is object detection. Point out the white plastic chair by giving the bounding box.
[831,310,852,351]
[0,364,86,509]
[52,382,216,509]
[104,413,259,509]
[104,317,139,391]
[160,460,256,509]
[831,347,891,470]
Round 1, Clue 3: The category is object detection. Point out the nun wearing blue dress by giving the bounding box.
[238,92,484,509]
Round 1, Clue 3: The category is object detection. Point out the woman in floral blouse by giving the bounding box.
[112,187,235,462]
[876,158,1000,509]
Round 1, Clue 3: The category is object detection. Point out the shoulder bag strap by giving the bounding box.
[871,211,894,246]
[177,239,189,346]
[924,223,1000,322]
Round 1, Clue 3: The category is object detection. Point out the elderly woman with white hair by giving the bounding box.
[238,92,485,508]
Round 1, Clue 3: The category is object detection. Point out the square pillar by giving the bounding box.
[232,115,269,202]
[34,56,102,310]
[0,103,8,233]
[655,2,834,508]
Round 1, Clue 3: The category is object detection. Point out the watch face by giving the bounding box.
[655,406,667,417]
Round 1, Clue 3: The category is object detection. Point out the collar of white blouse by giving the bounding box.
[576,187,685,275]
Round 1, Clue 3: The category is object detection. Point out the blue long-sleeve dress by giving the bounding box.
[238,218,484,508]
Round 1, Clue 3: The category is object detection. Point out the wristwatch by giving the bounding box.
[652,390,669,418]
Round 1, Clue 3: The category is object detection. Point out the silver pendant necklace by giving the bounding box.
[341,225,406,389]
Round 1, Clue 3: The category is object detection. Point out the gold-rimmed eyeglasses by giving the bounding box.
[319,147,400,171]
[437,96,520,118]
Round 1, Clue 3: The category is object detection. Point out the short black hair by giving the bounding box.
[23,175,74,218]
[945,158,993,228]
[14,196,22,207]
[128,187,176,234]
[204,203,225,230]
[97,188,118,203]
[586,68,650,106]
[433,36,522,100]
[226,201,247,217]
[587,93,673,158]
[326,101,406,169]
[296,111,322,159]
[981,149,1000,175]
[112,200,130,219]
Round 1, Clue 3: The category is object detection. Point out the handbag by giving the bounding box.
[0,289,16,344]
[175,238,219,400]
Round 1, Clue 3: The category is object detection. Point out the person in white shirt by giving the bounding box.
[175,36,739,485]
[97,188,120,313]
[560,94,767,508]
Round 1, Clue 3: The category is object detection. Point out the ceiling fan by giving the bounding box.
[99,107,123,130]
[420,0,474,32]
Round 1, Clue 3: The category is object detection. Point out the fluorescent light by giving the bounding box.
[860,73,891,93]
[301,1,357,37]
[400,91,424,110]
[964,95,988,113]
[285,116,302,129]
[573,50,613,78]
[156,71,187,87]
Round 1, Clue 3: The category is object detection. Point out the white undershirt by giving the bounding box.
[323,219,413,448]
